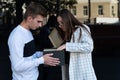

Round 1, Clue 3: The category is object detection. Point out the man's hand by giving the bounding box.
[43,53,60,66]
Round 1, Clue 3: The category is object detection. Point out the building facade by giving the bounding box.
[74,0,118,24]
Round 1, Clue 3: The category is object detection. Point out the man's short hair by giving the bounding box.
[23,1,47,19]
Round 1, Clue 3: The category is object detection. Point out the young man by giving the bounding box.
[8,2,60,80]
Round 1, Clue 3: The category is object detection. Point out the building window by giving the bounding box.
[112,6,115,17]
[98,5,103,15]
[83,6,88,16]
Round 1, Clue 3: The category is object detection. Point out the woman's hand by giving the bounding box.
[57,44,66,50]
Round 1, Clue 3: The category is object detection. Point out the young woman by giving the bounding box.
[57,9,97,80]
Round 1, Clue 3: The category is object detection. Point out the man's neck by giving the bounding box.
[20,20,30,30]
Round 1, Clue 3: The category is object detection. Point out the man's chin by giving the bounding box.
[33,27,38,30]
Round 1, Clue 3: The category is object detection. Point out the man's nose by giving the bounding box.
[39,23,42,27]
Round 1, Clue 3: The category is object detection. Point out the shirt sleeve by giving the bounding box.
[8,38,44,72]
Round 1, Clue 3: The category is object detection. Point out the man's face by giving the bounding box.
[29,15,44,30]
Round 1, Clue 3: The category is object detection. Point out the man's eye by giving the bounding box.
[38,21,42,23]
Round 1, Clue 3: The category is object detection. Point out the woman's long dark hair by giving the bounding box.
[58,9,90,42]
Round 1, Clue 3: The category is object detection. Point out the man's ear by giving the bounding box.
[27,16,33,22]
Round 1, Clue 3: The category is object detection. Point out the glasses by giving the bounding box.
[58,21,64,27]
[59,23,63,27]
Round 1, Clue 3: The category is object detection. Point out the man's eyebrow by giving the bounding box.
[37,20,43,22]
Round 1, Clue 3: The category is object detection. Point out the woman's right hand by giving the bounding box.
[57,44,66,50]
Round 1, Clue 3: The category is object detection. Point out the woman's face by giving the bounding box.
[57,16,66,31]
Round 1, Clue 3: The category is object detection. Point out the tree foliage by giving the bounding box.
[34,0,77,15]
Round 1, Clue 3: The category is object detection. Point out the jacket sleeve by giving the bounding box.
[66,25,94,53]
